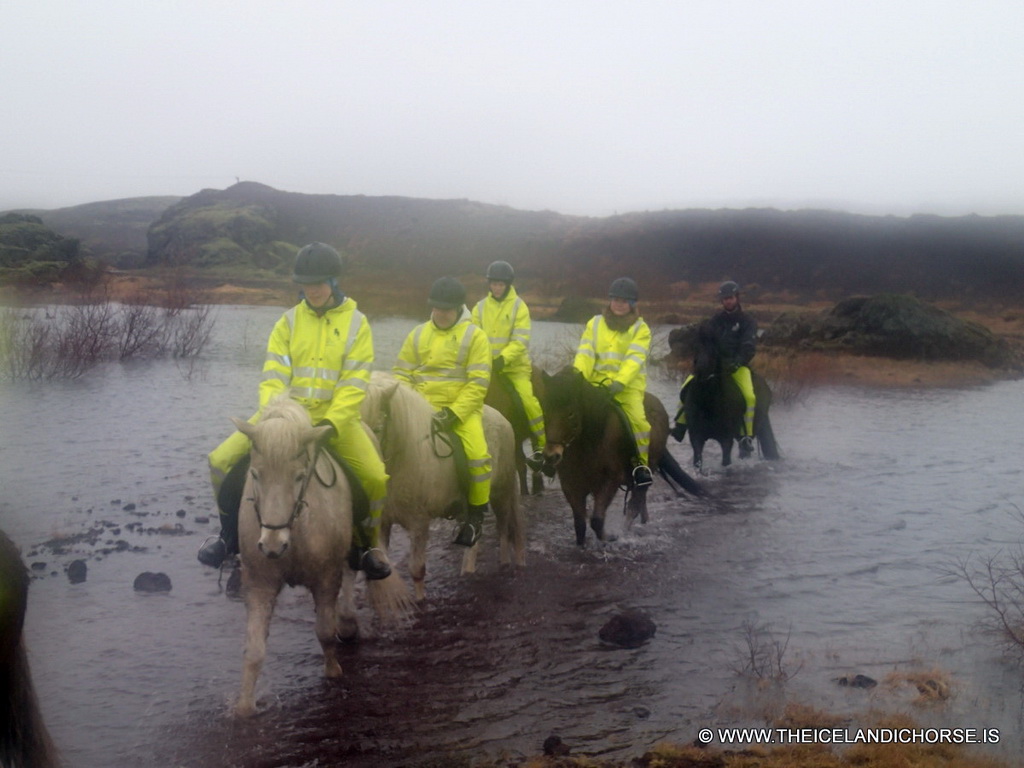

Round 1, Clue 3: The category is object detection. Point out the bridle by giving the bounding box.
[249,443,336,532]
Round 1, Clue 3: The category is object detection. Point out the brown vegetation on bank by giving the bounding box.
[4,269,1022,389]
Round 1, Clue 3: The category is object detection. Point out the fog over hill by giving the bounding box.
[6,183,1024,302]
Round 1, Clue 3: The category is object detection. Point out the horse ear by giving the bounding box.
[308,424,333,446]
[382,378,400,400]
[232,417,256,439]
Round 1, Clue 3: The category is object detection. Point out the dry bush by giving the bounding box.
[732,620,804,683]
[758,349,834,406]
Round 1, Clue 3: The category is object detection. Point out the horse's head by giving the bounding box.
[693,320,721,380]
[232,407,330,559]
[539,366,588,469]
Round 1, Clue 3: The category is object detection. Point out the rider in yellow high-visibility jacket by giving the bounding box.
[200,243,391,579]
[394,277,493,546]
[573,277,654,487]
[471,260,546,470]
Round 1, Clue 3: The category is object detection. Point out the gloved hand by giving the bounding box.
[606,380,625,396]
[492,356,505,374]
[669,423,687,442]
[432,407,458,431]
[728,361,740,373]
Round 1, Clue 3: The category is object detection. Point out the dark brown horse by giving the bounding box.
[484,369,546,495]
[1,529,59,768]
[540,367,704,546]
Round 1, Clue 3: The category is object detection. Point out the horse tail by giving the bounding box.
[1,532,59,768]
[756,414,782,460]
[366,572,416,624]
[657,450,706,497]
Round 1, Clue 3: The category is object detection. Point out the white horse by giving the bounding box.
[230,396,412,717]
[361,372,525,600]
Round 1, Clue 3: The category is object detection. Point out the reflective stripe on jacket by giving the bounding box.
[259,298,373,431]
[470,285,532,374]
[393,309,492,423]
[573,313,651,392]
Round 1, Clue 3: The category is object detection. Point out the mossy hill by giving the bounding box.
[0,213,84,285]
[145,183,1024,303]
[5,182,1024,305]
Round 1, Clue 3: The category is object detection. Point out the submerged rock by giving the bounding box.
[133,572,172,593]
[599,609,656,648]
[835,673,877,689]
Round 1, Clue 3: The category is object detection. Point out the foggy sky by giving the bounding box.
[3,0,1022,217]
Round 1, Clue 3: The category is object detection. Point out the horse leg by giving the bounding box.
[237,583,279,717]
[311,579,344,679]
[408,519,430,601]
[721,439,734,467]
[690,435,705,473]
[590,482,619,542]
[337,567,359,643]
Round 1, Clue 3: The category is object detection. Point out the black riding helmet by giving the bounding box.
[718,280,740,299]
[428,276,466,310]
[608,277,639,303]
[292,243,346,284]
[485,260,515,283]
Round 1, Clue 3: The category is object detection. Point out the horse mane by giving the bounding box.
[249,394,316,462]
[365,372,434,456]
[549,365,620,443]
[693,320,720,378]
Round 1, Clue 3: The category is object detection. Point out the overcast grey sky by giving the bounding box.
[3,0,1022,217]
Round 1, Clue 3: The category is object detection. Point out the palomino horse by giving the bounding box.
[540,367,704,546]
[361,372,525,600]
[484,369,546,496]
[1,529,59,768]
[682,320,780,471]
[230,396,412,717]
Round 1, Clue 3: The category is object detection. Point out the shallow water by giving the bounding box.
[2,306,1023,767]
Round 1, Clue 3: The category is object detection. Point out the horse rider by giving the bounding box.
[470,260,547,473]
[672,280,758,454]
[199,242,392,580]
[393,276,493,546]
[573,277,654,487]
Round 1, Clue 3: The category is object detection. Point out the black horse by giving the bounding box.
[680,320,780,470]
[1,529,59,768]
[540,367,703,546]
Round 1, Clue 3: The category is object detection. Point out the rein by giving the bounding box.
[250,443,337,532]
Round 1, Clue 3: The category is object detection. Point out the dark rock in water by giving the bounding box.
[194,515,210,525]
[542,734,571,756]
[133,571,172,593]
[67,559,88,584]
[30,561,46,571]
[176,509,186,518]
[123,503,136,511]
[599,609,656,648]
[835,673,877,689]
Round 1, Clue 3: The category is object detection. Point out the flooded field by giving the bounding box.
[2,306,1023,767]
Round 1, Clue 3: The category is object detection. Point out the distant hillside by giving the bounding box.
[9,196,180,266]
[145,183,1024,303]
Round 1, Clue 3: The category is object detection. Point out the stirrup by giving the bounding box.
[632,464,653,488]
[359,548,392,580]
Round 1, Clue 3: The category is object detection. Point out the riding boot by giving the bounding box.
[525,449,546,472]
[454,503,487,547]
[198,457,246,568]
[347,546,392,580]
[738,435,755,458]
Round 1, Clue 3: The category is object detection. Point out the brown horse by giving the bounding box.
[540,367,704,546]
[1,529,59,768]
[484,369,546,496]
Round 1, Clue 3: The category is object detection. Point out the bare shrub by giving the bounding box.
[732,620,803,683]
[758,349,832,406]
[948,511,1024,653]
[1,290,216,380]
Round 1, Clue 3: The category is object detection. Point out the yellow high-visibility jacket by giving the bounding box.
[470,285,532,375]
[573,313,651,393]
[259,298,373,432]
[393,309,491,423]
